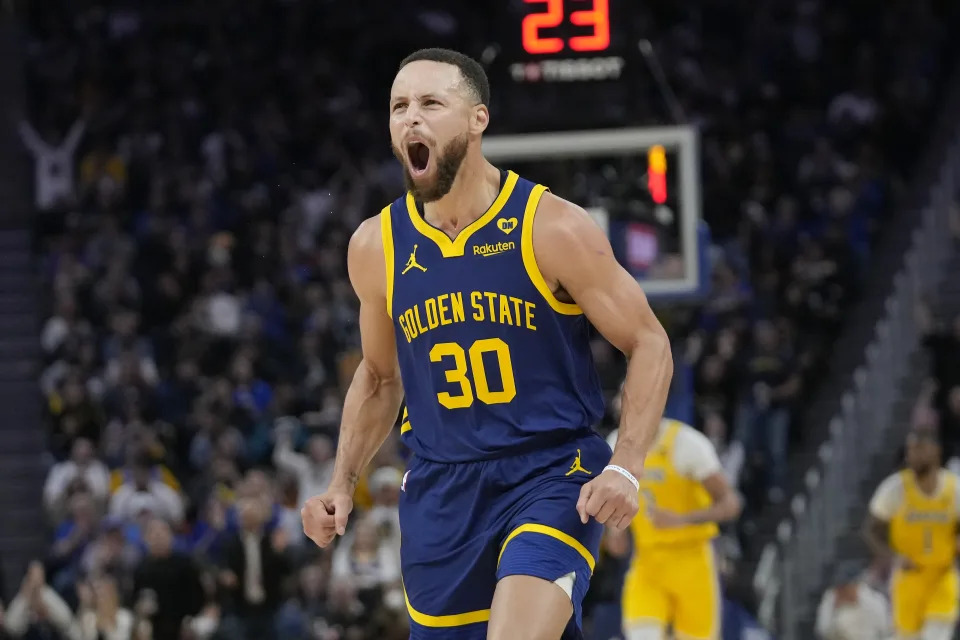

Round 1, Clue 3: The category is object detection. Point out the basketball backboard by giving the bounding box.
[482,125,709,302]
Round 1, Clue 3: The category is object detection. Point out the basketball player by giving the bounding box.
[300,48,674,640]
[865,423,960,640]
[606,419,742,640]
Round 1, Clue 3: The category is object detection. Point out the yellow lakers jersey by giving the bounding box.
[631,420,719,549]
[890,469,959,569]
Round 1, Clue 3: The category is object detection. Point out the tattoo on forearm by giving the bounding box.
[348,472,360,489]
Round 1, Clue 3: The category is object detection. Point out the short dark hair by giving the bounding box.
[399,48,490,106]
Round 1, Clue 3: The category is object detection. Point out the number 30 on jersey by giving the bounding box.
[429,338,517,409]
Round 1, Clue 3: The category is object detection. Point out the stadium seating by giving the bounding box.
[4,0,960,638]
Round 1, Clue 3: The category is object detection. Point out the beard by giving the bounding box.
[911,460,935,476]
[393,133,469,203]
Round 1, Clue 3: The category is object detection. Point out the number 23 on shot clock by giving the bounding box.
[521,0,611,55]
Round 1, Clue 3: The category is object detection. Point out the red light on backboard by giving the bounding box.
[648,145,668,204]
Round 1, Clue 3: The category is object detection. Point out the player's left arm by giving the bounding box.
[533,193,673,529]
[680,472,742,526]
[650,428,742,528]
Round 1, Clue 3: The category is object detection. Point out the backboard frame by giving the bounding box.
[481,125,702,298]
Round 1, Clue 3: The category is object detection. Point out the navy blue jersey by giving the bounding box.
[381,170,604,462]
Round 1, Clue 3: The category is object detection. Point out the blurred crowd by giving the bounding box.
[7,0,959,639]
[919,295,960,468]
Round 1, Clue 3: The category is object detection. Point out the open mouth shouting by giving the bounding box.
[406,139,432,177]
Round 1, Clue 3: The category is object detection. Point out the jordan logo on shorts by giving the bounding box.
[565,449,592,476]
[402,244,427,274]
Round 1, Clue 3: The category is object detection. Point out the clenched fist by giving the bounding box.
[576,469,639,531]
[301,491,354,547]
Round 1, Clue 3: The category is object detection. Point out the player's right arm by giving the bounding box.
[862,473,913,570]
[301,215,405,547]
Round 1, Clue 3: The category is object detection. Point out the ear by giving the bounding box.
[470,104,490,135]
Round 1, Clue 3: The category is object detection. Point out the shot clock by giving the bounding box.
[486,0,642,131]
[496,0,635,84]
[520,0,611,55]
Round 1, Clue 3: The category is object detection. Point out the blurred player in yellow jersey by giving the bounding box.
[864,423,960,640]
[606,418,742,640]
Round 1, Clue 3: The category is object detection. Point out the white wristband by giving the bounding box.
[604,464,640,491]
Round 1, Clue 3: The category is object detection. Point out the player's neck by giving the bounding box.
[914,467,940,493]
[422,156,501,233]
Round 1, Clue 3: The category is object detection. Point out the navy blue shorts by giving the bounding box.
[399,430,612,639]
